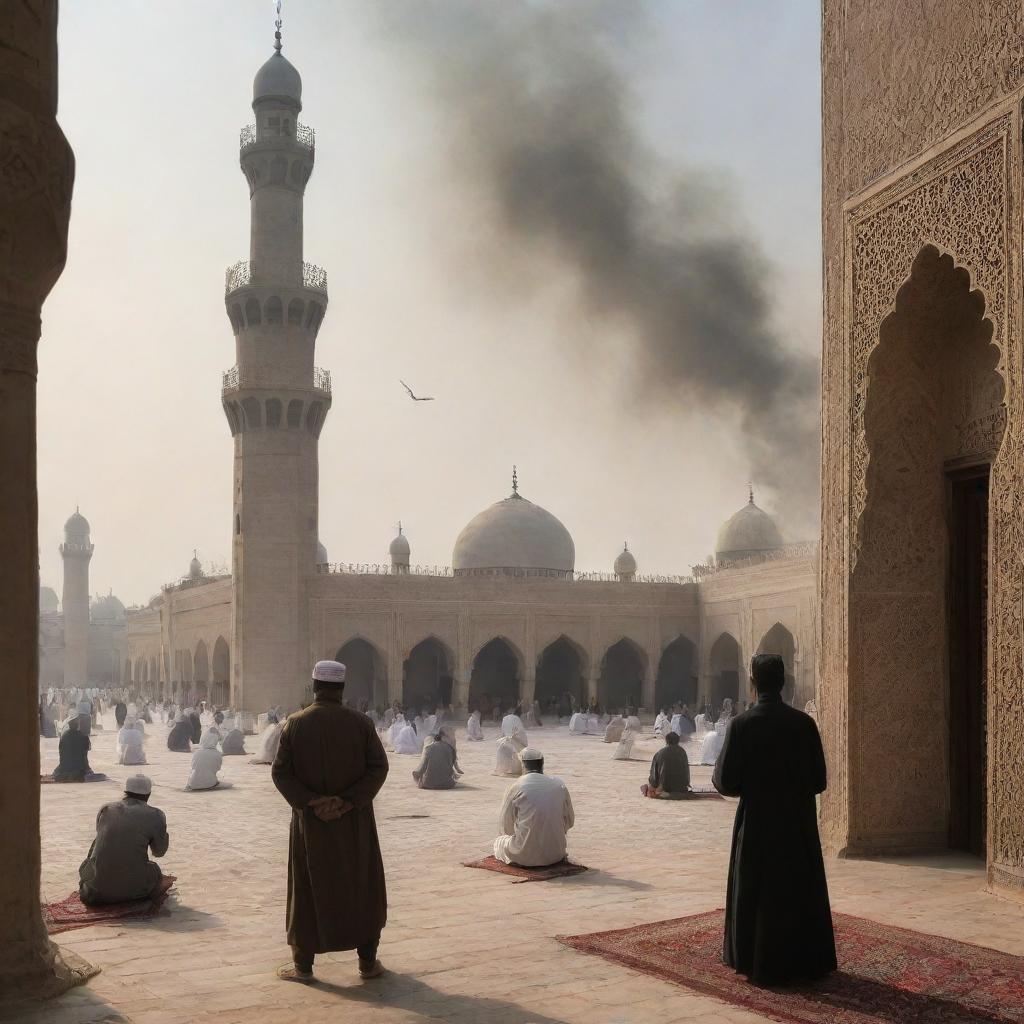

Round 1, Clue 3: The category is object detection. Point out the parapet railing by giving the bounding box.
[315,564,692,584]
[224,259,329,298]
[221,365,332,396]
[239,121,315,155]
[691,541,818,580]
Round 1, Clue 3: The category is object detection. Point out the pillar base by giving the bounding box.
[0,940,98,1002]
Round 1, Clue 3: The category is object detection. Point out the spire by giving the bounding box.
[273,0,283,53]
[748,481,754,505]
[512,465,519,497]
[398,520,403,536]
[623,542,629,551]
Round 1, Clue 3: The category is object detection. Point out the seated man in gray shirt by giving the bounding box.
[641,732,692,799]
[412,728,462,789]
[79,774,169,904]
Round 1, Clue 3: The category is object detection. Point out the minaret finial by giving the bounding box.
[512,465,519,496]
[398,520,403,536]
[748,481,754,505]
[273,0,283,53]
[193,548,198,559]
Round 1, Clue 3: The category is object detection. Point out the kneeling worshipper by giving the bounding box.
[603,715,626,744]
[117,718,147,766]
[52,717,94,782]
[641,732,691,798]
[466,709,484,741]
[501,710,526,738]
[39,698,57,738]
[187,731,224,790]
[568,711,587,735]
[701,699,733,765]
[494,748,575,867]
[251,712,285,765]
[494,732,524,777]
[393,721,423,755]
[78,774,169,905]
[584,712,603,736]
[187,706,202,744]
[167,713,193,753]
[653,708,671,736]
[713,654,836,985]
[387,713,406,750]
[412,729,462,789]
[612,722,636,760]
[671,707,695,737]
[221,719,247,755]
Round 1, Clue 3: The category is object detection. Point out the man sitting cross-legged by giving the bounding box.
[412,728,462,789]
[78,774,169,905]
[641,731,692,799]
[494,748,574,867]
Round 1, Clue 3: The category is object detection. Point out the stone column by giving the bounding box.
[0,0,83,997]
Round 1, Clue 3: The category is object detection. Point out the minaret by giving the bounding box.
[60,508,93,686]
[222,16,330,711]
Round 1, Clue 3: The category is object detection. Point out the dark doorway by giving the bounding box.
[469,639,520,715]
[757,623,796,704]
[404,638,451,711]
[709,632,741,710]
[597,640,644,712]
[655,636,697,710]
[335,638,385,709]
[948,467,989,857]
[536,637,585,713]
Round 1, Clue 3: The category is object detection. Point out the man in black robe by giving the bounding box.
[713,654,836,986]
[52,717,92,782]
[114,700,128,728]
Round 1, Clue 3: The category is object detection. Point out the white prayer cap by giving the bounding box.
[125,774,152,796]
[312,659,346,683]
[519,747,544,762]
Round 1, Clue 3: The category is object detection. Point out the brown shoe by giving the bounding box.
[358,959,385,979]
[277,964,315,984]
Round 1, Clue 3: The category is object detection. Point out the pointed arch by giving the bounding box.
[403,636,454,711]
[597,638,646,712]
[535,635,588,713]
[469,637,523,717]
[709,632,741,709]
[757,622,796,704]
[335,637,387,709]
[655,634,697,711]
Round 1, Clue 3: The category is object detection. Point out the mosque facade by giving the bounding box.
[98,43,815,719]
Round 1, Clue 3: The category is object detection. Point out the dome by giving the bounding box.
[64,508,90,540]
[316,540,329,565]
[715,491,784,564]
[614,543,637,577]
[253,51,302,109]
[389,526,410,565]
[90,592,126,622]
[453,486,575,578]
[188,553,203,579]
[39,586,59,614]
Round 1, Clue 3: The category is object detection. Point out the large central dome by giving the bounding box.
[715,491,784,565]
[453,487,575,579]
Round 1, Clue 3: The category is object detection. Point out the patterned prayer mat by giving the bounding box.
[40,773,108,784]
[43,875,177,935]
[463,856,589,883]
[557,909,1024,1023]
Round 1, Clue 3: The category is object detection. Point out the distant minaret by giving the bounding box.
[60,508,93,686]
[222,12,330,710]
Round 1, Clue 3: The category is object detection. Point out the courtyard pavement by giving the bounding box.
[7,713,1023,1024]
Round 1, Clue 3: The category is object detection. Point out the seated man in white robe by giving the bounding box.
[653,709,671,736]
[250,712,284,765]
[387,713,406,749]
[612,723,636,761]
[699,716,730,766]
[494,748,575,867]
[584,713,603,736]
[466,709,484,741]
[603,715,626,744]
[501,711,526,738]
[187,730,224,790]
[117,718,147,766]
[568,712,587,735]
[493,734,524,777]
[394,722,423,755]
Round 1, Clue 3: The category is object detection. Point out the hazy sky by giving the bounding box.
[41,1,820,607]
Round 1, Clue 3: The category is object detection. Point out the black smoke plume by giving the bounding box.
[373,0,820,535]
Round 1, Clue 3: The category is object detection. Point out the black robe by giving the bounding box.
[53,729,92,781]
[114,702,127,727]
[712,693,836,985]
[167,721,193,752]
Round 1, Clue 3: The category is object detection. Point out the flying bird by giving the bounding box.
[400,380,435,402]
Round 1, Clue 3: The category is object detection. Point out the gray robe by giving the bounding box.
[412,739,459,789]
[79,797,169,904]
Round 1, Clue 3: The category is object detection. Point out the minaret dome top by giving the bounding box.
[253,51,302,111]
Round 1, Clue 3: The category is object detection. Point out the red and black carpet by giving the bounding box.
[463,856,589,883]
[557,909,1024,1023]
[43,875,176,935]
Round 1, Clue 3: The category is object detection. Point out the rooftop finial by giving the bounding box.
[512,465,519,496]
[398,520,403,536]
[273,0,283,53]
[193,548,198,559]
[748,481,754,505]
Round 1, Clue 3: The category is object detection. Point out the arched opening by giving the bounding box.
[757,623,796,704]
[305,401,323,435]
[469,638,521,716]
[655,635,697,710]
[182,648,193,687]
[403,637,452,711]
[287,298,304,325]
[287,399,303,428]
[854,245,1005,856]
[241,397,262,430]
[229,303,244,333]
[211,636,230,707]
[709,632,741,709]
[535,636,586,713]
[194,640,209,699]
[148,657,158,695]
[265,295,283,324]
[244,297,261,326]
[597,639,645,712]
[335,638,386,708]
[265,398,282,429]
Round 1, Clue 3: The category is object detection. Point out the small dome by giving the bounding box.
[715,491,784,564]
[39,586,59,613]
[188,553,204,579]
[253,51,302,109]
[64,508,90,540]
[389,526,410,565]
[614,543,637,576]
[453,485,575,578]
[316,540,329,565]
[90,592,125,622]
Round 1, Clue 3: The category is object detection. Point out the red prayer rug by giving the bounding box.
[557,909,1024,1023]
[463,856,589,883]
[43,876,177,935]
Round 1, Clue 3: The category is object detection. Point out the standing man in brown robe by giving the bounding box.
[272,660,389,983]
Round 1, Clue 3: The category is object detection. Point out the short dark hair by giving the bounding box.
[313,678,344,693]
[665,732,680,746]
[751,653,785,695]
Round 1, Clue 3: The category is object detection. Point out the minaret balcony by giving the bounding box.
[221,365,332,398]
[224,259,328,298]
[240,121,315,157]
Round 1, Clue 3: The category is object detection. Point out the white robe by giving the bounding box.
[117,725,146,765]
[568,712,587,735]
[494,736,524,777]
[501,714,525,738]
[187,744,223,790]
[585,714,603,736]
[699,720,729,766]
[388,716,406,748]
[653,712,670,736]
[466,711,484,741]
[493,772,575,867]
[612,728,636,761]
[250,722,283,765]
[394,724,423,755]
